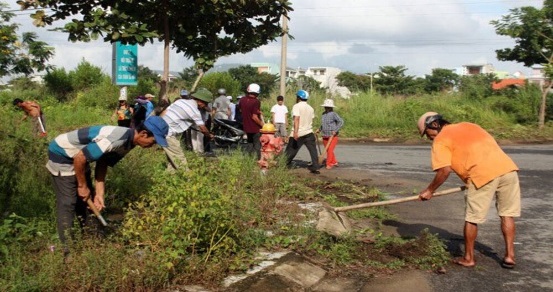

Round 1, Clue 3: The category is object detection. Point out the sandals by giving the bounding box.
[501,260,516,269]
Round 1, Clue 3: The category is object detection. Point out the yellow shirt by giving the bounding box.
[431,122,518,188]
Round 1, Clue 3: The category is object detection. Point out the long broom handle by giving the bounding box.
[86,198,108,226]
[333,186,466,212]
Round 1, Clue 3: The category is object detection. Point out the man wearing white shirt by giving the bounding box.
[270,95,289,143]
[161,88,214,171]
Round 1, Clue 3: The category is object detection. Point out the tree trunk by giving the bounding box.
[191,68,205,92]
[158,0,170,103]
[539,80,551,129]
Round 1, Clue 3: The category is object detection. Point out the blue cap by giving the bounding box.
[180,89,189,96]
[143,116,169,147]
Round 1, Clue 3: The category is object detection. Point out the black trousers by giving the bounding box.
[51,172,95,251]
[246,132,261,159]
[285,132,320,171]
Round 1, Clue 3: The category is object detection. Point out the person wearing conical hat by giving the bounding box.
[318,99,344,169]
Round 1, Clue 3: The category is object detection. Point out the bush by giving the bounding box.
[198,72,242,98]
[69,59,108,92]
[75,79,120,111]
[43,68,74,102]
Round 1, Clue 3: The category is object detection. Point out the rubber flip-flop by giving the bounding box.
[501,260,515,269]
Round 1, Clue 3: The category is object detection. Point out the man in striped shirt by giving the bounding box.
[46,116,169,258]
[161,88,214,171]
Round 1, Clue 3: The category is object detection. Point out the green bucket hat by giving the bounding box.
[191,88,213,103]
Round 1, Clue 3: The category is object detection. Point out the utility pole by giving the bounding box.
[279,15,288,97]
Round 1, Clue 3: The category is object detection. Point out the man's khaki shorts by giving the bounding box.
[465,171,521,224]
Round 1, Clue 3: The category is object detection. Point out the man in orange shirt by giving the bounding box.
[417,112,520,269]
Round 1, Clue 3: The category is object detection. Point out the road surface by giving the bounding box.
[294,142,553,292]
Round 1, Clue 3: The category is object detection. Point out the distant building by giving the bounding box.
[528,65,547,88]
[285,66,351,98]
[458,63,495,76]
[153,70,178,82]
[250,63,280,75]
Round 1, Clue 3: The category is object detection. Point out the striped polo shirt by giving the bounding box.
[162,99,204,136]
[46,126,134,176]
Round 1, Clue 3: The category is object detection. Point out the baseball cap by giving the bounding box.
[145,93,155,98]
[180,89,189,96]
[144,116,169,147]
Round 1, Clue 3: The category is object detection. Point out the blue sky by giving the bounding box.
[4,0,544,77]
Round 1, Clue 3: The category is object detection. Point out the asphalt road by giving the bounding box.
[294,142,553,292]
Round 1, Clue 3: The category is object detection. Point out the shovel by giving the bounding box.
[316,186,466,237]
[318,135,335,165]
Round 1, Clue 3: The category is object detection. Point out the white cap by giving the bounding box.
[227,95,232,100]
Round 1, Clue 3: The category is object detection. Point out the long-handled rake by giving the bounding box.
[316,186,466,237]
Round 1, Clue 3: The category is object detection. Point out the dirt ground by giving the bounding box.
[288,167,438,291]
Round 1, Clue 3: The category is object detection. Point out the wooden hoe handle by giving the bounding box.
[86,198,108,226]
[333,186,466,213]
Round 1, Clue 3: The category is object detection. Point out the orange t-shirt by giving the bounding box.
[431,122,518,188]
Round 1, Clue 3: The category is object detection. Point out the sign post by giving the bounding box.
[112,42,138,100]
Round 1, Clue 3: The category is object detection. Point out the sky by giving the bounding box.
[4,0,545,78]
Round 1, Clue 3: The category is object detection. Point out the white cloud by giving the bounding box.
[3,0,544,77]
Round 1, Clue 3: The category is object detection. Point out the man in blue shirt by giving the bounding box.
[46,117,168,259]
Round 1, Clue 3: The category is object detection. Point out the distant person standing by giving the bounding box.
[143,93,156,118]
[212,88,231,120]
[239,84,264,158]
[318,99,344,169]
[13,98,47,137]
[270,95,289,142]
[234,95,244,123]
[284,90,320,174]
[111,97,133,127]
[228,95,236,121]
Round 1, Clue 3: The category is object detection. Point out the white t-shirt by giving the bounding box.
[291,101,314,137]
[270,104,288,124]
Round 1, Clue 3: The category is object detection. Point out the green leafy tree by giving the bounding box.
[295,75,322,94]
[458,73,497,100]
[138,65,160,83]
[491,0,553,128]
[198,72,241,98]
[43,67,73,101]
[69,59,107,91]
[228,65,278,98]
[18,0,291,101]
[177,66,199,87]
[336,71,371,92]
[0,2,54,77]
[374,66,417,95]
[424,68,460,93]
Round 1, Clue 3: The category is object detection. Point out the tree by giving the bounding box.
[18,0,291,101]
[44,67,73,101]
[228,65,278,98]
[336,71,371,92]
[424,68,460,93]
[0,2,54,77]
[491,1,553,128]
[374,66,417,95]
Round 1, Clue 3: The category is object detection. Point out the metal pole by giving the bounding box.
[279,15,288,97]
